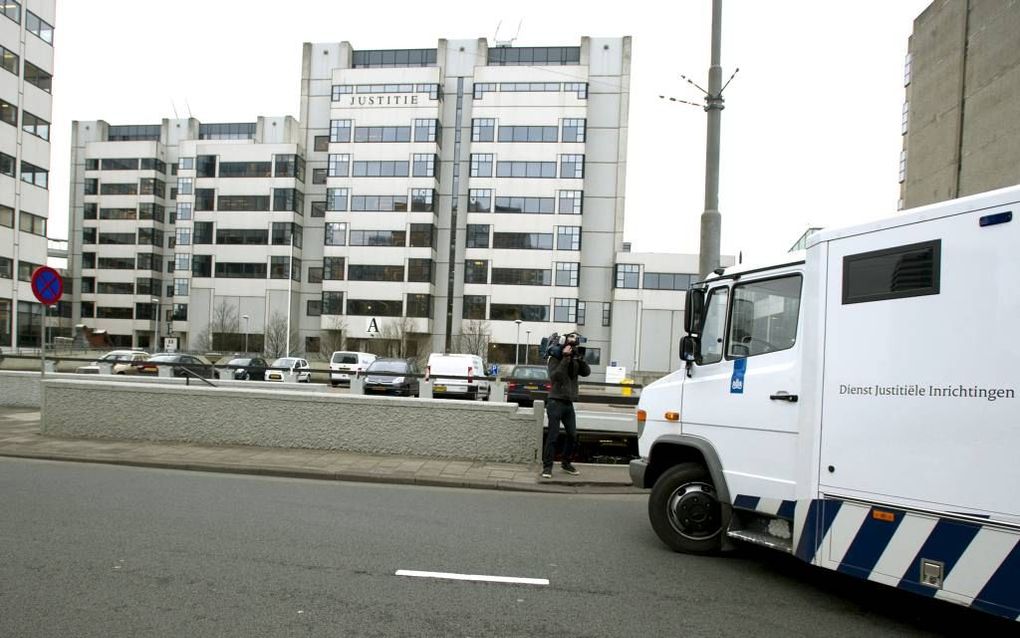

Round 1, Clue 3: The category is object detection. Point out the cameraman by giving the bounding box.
[542,334,591,478]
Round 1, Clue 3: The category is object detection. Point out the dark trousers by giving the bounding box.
[543,399,577,471]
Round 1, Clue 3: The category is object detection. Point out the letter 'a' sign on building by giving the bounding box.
[31,266,64,305]
[366,317,380,335]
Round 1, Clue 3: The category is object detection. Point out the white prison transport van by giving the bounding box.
[631,185,1019,621]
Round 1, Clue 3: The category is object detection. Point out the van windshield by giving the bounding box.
[332,353,359,364]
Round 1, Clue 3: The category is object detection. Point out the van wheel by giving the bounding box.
[648,463,723,554]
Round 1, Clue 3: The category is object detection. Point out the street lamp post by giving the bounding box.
[525,330,531,364]
[150,297,160,353]
[514,319,522,366]
[242,314,250,354]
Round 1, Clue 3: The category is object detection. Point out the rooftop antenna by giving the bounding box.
[170,100,179,119]
[493,18,522,47]
[185,100,193,119]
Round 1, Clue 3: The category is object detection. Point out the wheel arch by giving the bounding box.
[646,435,731,505]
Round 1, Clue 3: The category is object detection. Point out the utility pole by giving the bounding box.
[699,0,724,280]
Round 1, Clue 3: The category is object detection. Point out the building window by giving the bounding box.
[495,196,554,214]
[0,45,17,77]
[466,224,490,248]
[19,211,46,236]
[174,278,189,296]
[497,125,558,143]
[195,188,215,211]
[331,84,354,101]
[561,118,586,143]
[559,154,584,179]
[553,298,577,323]
[491,268,551,286]
[490,304,549,322]
[330,119,352,143]
[314,135,329,152]
[327,187,349,211]
[271,222,302,247]
[0,204,12,228]
[473,83,497,99]
[307,299,322,317]
[322,291,344,315]
[643,273,694,291]
[558,190,583,214]
[576,301,586,325]
[412,153,437,177]
[199,123,255,141]
[348,264,404,282]
[601,302,612,327]
[312,168,327,185]
[138,177,166,198]
[80,276,95,293]
[468,189,491,212]
[177,177,193,195]
[216,196,269,212]
[98,232,134,245]
[80,252,95,269]
[328,154,350,177]
[352,160,409,177]
[20,162,48,188]
[487,46,580,66]
[496,161,557,178]
[323,257,346,280]
[82,228,96,244]
[216,228,268,245]
[0,151,13,177]
[464,260,488,284]
[193,222,214,244]
[270,256,291,279]
[410,189,434,212]
[22,111,49,140]
[97,256,135,270]
[408,258,432,283]
[311,201,326,217]
[556,226,581,250]
[0,99,15,129]
[274,155,305,181]
[273,188,304,213]
[351,48,438,69]
[498,82,562,93]
[406,294,431,318]
[24,61,51,93]
[346,299,402,317]
[349,230,405,246]
[901,101,909,135]
[470,154,493,178]
[414,118,439,143]
[324,222,347,246]
[463,295,486,320]
[354,126,411,143]
[213,262,267,279]
[899,150,907,184]
[0,256,11,278]
[350,195,407,212]
[175,254,190,272]
[174,228,191,246]
[493,232,553,250]
[472,118,495,142]
[554,261,579,285]
[903,52,912,87]
[564,82,588,99]
[409,224,434,247]
[308,267,323,284]
[615,264,639,288]
[26,11,54,45]
[1,1,19,24]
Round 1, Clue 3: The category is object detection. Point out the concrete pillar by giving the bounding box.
[43,360,56,373]
[488,381,507,403]
[532,399,546,466]
[158,365,172,378]
[285,370,299,383]
[350,376,364,394]
[98,362,113,375]
[419,379,433,399]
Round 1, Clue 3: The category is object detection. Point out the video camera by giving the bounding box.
[540,332,587,360]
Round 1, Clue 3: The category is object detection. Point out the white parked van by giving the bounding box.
[426,353,490,400]
[329,351,377,387]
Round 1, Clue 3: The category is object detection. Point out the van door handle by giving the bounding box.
[770,392,798,403]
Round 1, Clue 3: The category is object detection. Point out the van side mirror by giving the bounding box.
[679,335,699,362]
[684,288,705,334]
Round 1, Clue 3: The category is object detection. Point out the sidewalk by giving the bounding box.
[0,408,643,495]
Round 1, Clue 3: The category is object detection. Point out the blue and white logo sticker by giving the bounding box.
[730,358,746,394]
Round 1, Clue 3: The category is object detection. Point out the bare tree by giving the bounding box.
[209,299,241,351]
[379,316,418,359]
[318,315,348,358]
[455,319,491,358]
[264,311,297,359]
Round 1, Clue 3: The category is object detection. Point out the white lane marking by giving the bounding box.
[395,570,549,586]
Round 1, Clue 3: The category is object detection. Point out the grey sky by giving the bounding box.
[48,0,930,262]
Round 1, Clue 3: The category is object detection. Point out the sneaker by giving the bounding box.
[562,464,579,476]
[540,470,553,479]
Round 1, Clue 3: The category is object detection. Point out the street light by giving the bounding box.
[514,319,522,366]
[150,297,160,353]
[242,314,250,354]
[525,330,531,364]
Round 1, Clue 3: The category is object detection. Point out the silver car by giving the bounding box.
[75,350,149,375]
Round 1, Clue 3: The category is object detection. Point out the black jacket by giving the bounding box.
[546,354,591,402]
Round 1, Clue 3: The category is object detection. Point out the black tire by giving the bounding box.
[648,463,723,554]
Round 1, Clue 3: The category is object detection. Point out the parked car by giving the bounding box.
[225,357,269,381]
[329,351,377,387]
[75,350,149,375]
[426,353,490,400]
[134,353,215,378]
[265,357,311,383]
[363,358,420,397]
[503,364,552,406]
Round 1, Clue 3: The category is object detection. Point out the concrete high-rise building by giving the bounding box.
[68,37,721,378]
[900,0,1020,209]
[1,0,55,350]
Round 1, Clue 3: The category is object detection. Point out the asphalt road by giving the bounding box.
[0,458,1013,637]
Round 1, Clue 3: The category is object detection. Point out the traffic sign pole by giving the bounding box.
[31,267,64,379]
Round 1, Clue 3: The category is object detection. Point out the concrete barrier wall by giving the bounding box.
[0,371,329,408]
[0,371,43,408]
[41,379,542,464]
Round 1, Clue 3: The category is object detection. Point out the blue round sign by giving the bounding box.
[31,266,64,305]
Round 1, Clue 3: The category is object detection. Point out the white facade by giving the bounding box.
[68,36,724,379]
[0,0,55,350]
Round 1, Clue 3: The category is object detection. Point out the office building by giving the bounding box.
[1,0,55,349]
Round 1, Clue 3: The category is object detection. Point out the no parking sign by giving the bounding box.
[31,266,64,305]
